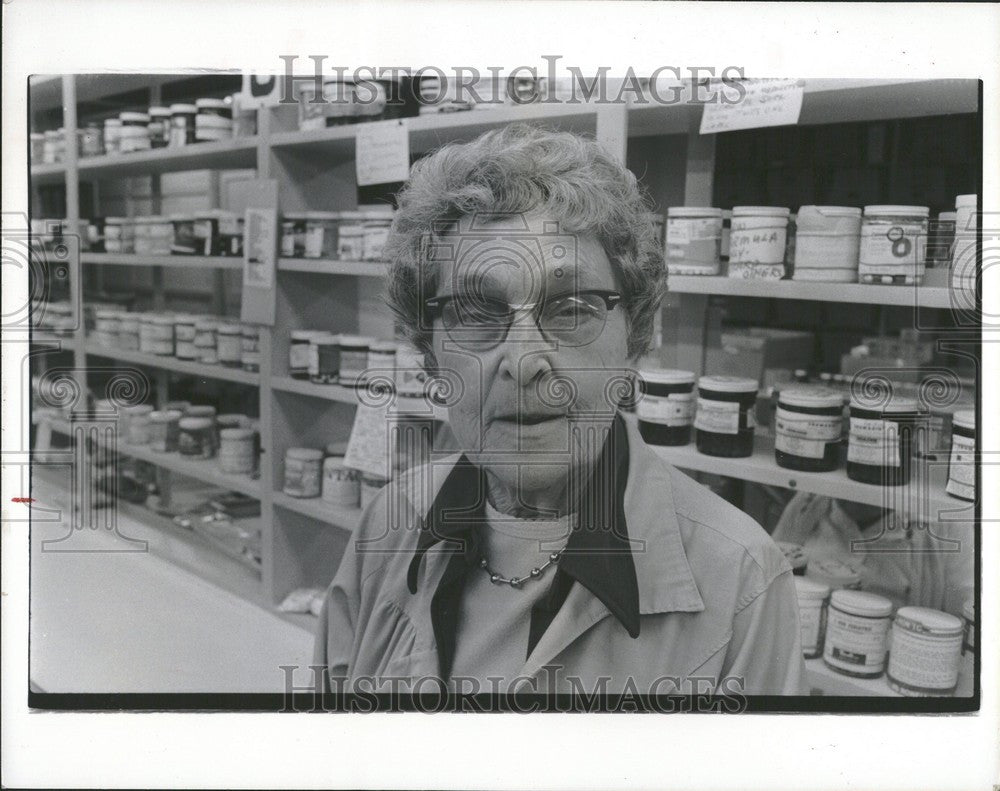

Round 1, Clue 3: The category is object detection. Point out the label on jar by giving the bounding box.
[775,407,842,459]
[322,462,360,506]
[859,221,925,270]
[667,217,720,247]
[729,220,787,265]
[946,432,975,500]
[290,343,311,373]
[695,398,744,435]
[824,608,891,674]
[848,417,900,467]
[798,600,825,655]
[175,340,197,360]
[636,392,695,427]
[888,619,962,692]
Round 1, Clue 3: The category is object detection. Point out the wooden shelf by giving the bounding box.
[29,162,66,183]
[272,490,361,532]
[84,343,260,385]
[278,258,388,276]
[82,253,244,269]
[76,137,258,179]
[271,375,446,419]
[31,333,78,350]
[666,276,954,308]
[650,435,964,517]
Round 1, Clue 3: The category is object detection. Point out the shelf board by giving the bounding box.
[76,137,258,179]
[277,258,388,276]
[84,343,260,385]
[271,375,446,419]
[31,333,78,350]
[29,162,66,183]
[48,418,262,498]
[272,490,361,532]
[82,253,244,269]
[666,276,953,308]
[651,435,964,517]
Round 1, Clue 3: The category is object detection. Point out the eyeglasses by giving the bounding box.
[424,289,622,351]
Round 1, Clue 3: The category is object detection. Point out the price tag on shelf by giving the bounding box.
[700,79,804,135]
[238,178,279,325]
[356,119,410,186]
[345,404,392,478]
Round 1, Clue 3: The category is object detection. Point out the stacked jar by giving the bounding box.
[194,317,219,364]
[149,409,183,452]
[92,309,121,347]
[636,369,696,446]
[773,388,844,472]
[665,207,723,276]
[241,325,260,372]
[103,118,122,154]
[362,210,393,261]
[148,107,171,148]
[194,98,233,142]
[694,376,758,458]
[792,206,862,282]
[322,443,361,508]
[951,194,978,298]
[337,212,366,260]
[133,216,173,255]
[139,314,174,356]
[289,330,329,379]
[846,393,920,486]
[945,410,975,502]
[169,104,198,147]
[118,112,151,153]
[823,590,894,679]
[104,217,135,253]
[173,314,198,361]
[858,205,929,285]
[216,322,243,368]
[728,207,790,280]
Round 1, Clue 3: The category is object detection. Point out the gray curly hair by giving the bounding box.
[383,123,666,362]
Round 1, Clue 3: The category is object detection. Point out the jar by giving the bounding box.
[322,454,361,507]
[951,195,978,291]
[297,82,326,131]
[241,325,260,372]
[193,318,218,363]
[103,217,128,254]
[103,118,122,155]
[194,98,233,142]
[309,334,341,384]
[360,473,389,510]
[93,308,121,347]
[186,405,218,453]
[289,330,327,378]
[847,394,920,486]
[806,558,863,592]
[169,214,199,255]
[794,576,830,659]
[118,112,151,153]
[193,211,220,256]
[304,212,339,259]
[217,211,243,256]
[336,212,366,260]
[119,313,140,351]
[216,413,248,432]
[367,340,397,375]
[792,206,862,282]
[149,409,182,452]
[42,130,61,164]
[776,541,808,576]
[362,211,393,261]
[165,400,192,414]
[140,314,174,356]
[946,409,975,502]
[858,205,929,285]
[134,215,173,256]
[823,589,893,678]
[695,375,757,457]
[394,345,427,397]
[927,211,956,268]
[322,77,360,126]
[774,388,843,472]
[338,335,371,387]
[636,369,696,446]
[665,207,723,276]
[216,323,243,368]
[30,132,45,164]
[127,411,153,445]
[728,206,790,280]
[219,428,256,475]
[283,447,324,497]
[169,103,198,147]
[121,404,154,443]
[230,92,258,137]
[355,78,395,122]
[148,106,171,148]
[281,214,309,258]
[888,607,964,696]
[178,417,215,459]
[173,314,198,360]
[80,123,104,157]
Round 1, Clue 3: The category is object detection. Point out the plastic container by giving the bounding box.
[216,323,243,368]
[283,448,324,497]
[309,334,341,384]
[173,314,198,360]
[946,409,975,502]
[695,375,757,457]
[121,405,154,444]
[219,428,256,475]
[281,213,309,258]
[858,205,929,285]
[886,606,963,696]
[118,313,140,350]
[148,106,171,148]
[823,589,893,678]
[322,454,361,507]
[795,576,830,659]
[728,206,790,280]
[337,335,370,387]
[367,340,397,375]
[241,325,260,372]
[148,409,182,452]
[304,212,339,259]
[92,308,121,347]
[847,394,920,486]
[792,206,862,282]
[665,207,723,275]
[194,98,233,142]
[289,330,326,379]
[118,112,151,153]
[360,473,389,510]
[193,318,218,363]
[103,217,134,254]
[103,118,122,155]
[322,77,360,126]
[336,212,366,260]
[636,369,696,446]
[774,388,843,472]
[193,211,220,257]
[134,215,173,256]
[80,123,104,157]
[177,416,215,459]
[169,103,198,147]
[952,195,978,296]
[805,558,862,591]
[140,314,174,356]
[362,211,393,261]
[927,211,956,268]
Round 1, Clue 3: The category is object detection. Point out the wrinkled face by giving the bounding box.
[428,213,633,504]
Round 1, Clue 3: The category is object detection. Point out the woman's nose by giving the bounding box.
[496,314,555,386]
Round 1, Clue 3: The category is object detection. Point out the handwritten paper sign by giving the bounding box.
[700,79,804,135]
[345,403,392,477]
[356,119,410,186]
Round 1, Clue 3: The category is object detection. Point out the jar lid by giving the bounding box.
[370,340,398,353]
[168,213,196,222]
[94,308,121,318]
[667,206,723,218]
[807,557,862,587]
[640,368,696,386]
[195,97,229,110]
[241,325,260,336]
[306,211,339,220]
[952,409,975,430]
[830,589,893,617]
[794,576,830,600]
[150,315,174,326]
[217,323,242,333]
[104,118,122,127]
[178,416,214,429]
[955,194,978,208]
[282,212,310,221]
[194,318,219,330]
[778,387,843,409]
[797,205,862,217]
[291,329,330,341]
[863,205,930,217]
[962,599,974,621]
[895,606,963,634]
[287,447,324,461]
[938,211,957,221]
[732,206,790,217]
[122,404,154,415]
[362,473,388,484]
[148,106,171,117]
[186,405,217,417]
[325,441,349,456]
[339,334,371,347]
[164,400,191,411]
[119,111,150,123]
[323,455,348,468]
[697,375,758,393]
[104,217,125,224]
[173,313,197,324]
[220,427,255,440]
[361,211,394,221]
[338,211,366,221]
[216,413,248,425]
[149,409,182,422]
[849,391,919,413]
[169,103,198,113]
[312,333,341,344]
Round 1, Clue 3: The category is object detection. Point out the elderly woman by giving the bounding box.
[314,124,805,699]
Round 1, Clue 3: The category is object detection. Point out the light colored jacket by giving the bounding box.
[314,415,806,697]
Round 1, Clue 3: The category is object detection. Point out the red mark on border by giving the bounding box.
[12,497,34,504]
